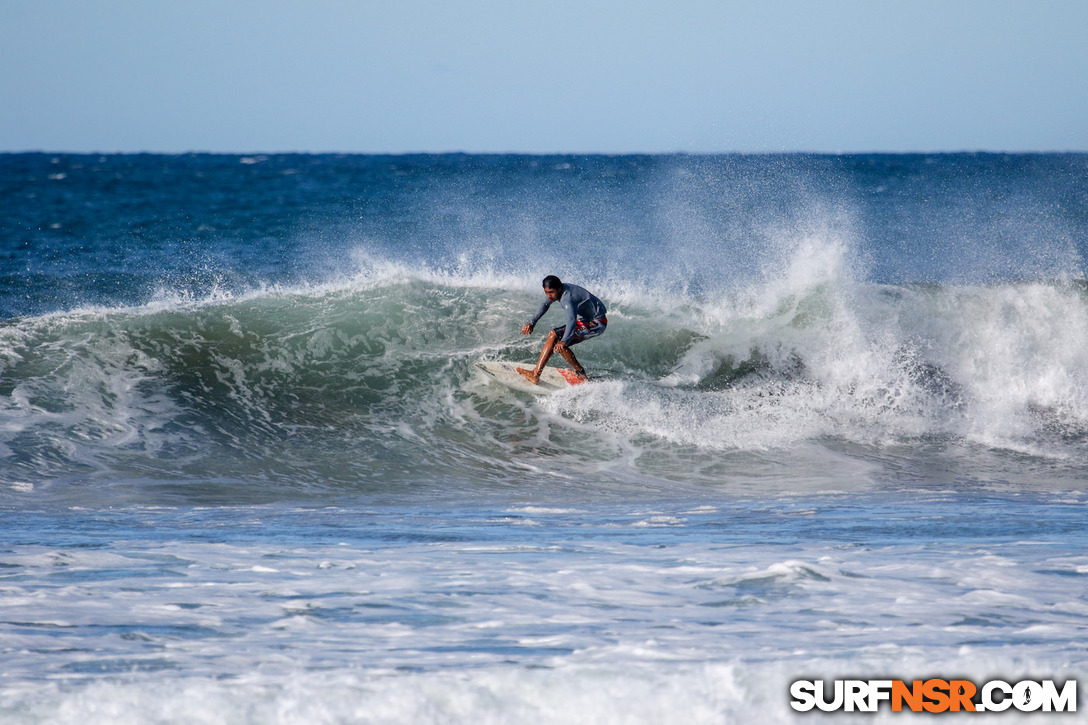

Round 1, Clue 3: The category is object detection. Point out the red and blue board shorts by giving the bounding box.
[553,316,607,345]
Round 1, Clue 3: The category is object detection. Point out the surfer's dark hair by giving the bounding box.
[542,275,562,290]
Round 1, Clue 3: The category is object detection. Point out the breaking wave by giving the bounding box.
[4,238,1088,502]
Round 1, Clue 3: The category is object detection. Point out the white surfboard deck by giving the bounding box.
[474,361,587,394]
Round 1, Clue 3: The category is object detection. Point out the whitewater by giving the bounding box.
[1,152,1086,722]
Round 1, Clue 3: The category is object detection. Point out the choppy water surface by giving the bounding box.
[2,153,1087,722]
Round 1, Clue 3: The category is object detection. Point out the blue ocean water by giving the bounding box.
[1,153,1087,722]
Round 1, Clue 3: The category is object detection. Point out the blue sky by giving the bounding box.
[3,0,1087,153]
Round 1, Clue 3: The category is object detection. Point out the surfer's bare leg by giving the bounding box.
[517,330,559,384]
[554,341,588,381]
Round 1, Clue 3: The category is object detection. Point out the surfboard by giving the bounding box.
[474,361,587,394]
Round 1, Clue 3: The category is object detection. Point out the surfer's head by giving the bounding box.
[542,275,562,301]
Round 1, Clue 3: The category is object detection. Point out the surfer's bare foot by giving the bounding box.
[516,367,540,384]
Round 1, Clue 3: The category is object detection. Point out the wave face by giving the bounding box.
[3,257,1088,501]
[3,153,1088,501]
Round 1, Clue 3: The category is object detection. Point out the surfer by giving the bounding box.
[518,275,607,384]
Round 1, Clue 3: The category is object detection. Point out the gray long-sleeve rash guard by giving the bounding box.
[527,283,607,344]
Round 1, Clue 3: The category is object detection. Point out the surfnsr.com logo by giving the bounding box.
[790,679,1077,713]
